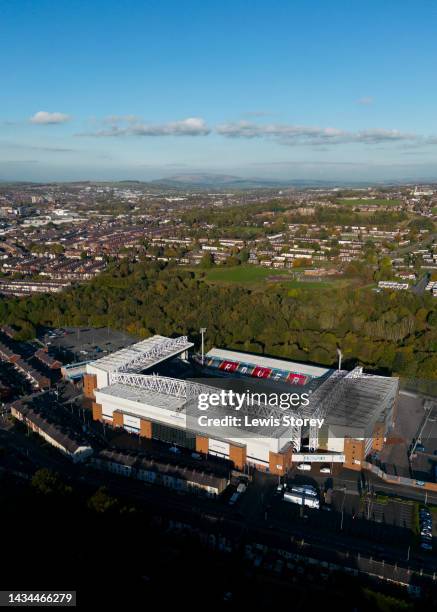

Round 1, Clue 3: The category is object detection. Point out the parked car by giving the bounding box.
[229,492,239,506]
[421,530,432,537]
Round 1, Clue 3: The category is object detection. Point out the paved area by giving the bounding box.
[410,400,437,481]
[379,392,424,478]
[42,326,135,363]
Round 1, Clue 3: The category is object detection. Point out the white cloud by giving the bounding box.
[81,117,210,137]
[216,121,419,145]
[30,111,71,124]
[353,128,416,143]
[75,114,437,149]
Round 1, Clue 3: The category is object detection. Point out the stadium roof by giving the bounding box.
[324,373,398,431]
[97,365,399,442]
[89,335,193,375]
[97,382,187,412]
[206,348,331,378]
[96,380,294,438]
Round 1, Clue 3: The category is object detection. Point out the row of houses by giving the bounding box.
[91,449,229,497]
[14,359,51,389]
[0,279,71,295]
[0,332,53,390]
[34,348,62,370]
[11,401,93,463]
[9,401,230,497]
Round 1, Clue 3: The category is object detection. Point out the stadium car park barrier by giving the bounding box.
[361,461,437,493]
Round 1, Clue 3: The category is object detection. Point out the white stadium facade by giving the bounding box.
[83,335,399,475]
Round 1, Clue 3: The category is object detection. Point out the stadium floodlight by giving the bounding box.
[200,328,207,365]
[337,347,343,371]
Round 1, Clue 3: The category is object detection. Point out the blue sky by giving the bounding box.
[1,0,437,182]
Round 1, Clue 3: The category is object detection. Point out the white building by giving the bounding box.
[84,337,398,475]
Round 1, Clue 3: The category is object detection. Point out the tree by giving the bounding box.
[88,487,119,513]
[31,469,71,496]
[0,258,435,378]
[200,252,214,268]
[238,249,250,264]
[14,320,36,341]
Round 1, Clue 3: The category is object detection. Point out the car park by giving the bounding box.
[419,506,433,551]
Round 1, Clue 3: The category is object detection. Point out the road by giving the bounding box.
[390,232,437,259]
[2,411,437,585]
[412,273,430,296]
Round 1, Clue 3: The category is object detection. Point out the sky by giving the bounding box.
[1,0,437,183]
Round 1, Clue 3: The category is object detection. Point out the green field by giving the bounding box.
[201,265,348,289]
[203,265,290,283]
[282,279,346,289]
[338,198,402,207]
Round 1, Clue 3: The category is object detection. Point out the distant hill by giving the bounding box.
[150,173,313,189]
[2,175,425,189]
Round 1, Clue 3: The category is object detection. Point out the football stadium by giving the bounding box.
[84,335,399,475]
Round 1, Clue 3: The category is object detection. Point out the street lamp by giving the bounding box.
[200,327,207,365]
[340,486,346,530]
